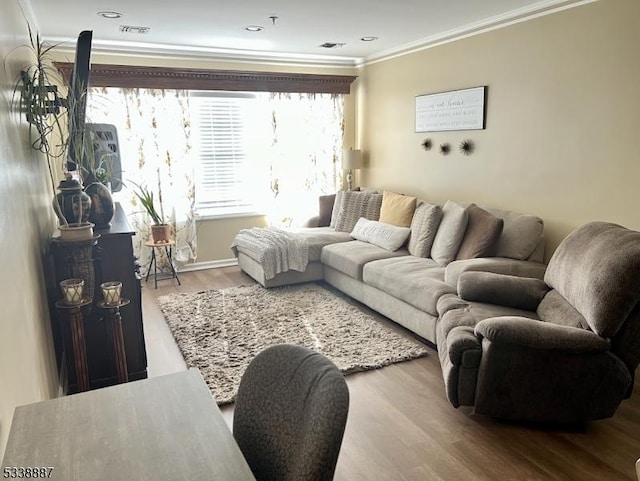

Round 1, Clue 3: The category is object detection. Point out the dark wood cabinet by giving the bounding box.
[48,203,147,393]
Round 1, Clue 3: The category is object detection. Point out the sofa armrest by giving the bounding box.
[436,293,469,317]
[475,316,610,353]
[447,326,482,367]
[444,257,547,287]
[457,271,549,311]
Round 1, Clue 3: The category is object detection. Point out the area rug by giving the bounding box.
[157,282,428,404]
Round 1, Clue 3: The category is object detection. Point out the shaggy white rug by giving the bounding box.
[157,282,428,404]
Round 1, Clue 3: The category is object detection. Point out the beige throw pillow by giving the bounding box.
[379,191,417,227]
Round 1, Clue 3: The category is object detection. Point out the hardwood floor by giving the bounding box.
[141,267,640,481]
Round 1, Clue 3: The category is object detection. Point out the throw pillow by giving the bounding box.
[318,194,336,227]
[456,204,504,259]
[329,191,344,228]
[334,191,383,233]
[379,190,417,227]
[486,207,544,260]
[350,218,410,251]
[430,200,469,266]
[408,201,443,258]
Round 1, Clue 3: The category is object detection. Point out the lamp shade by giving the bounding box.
[343,149,363,170]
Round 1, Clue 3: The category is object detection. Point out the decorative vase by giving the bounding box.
[151,224,171,243]
[53,177,91,226]
[85,182,115,228]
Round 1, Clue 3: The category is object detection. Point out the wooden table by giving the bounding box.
[1,369,256,481]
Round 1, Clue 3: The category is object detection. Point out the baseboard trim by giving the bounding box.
[179,258,238,272]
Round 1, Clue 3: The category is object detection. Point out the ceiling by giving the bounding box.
[24,0,590,67]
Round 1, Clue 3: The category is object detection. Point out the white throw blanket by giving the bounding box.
[231,227,309,280]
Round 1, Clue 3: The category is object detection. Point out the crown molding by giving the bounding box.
[50,39,362,70]
[360,0,598,67]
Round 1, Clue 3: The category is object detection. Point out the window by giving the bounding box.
[190,91,267,216]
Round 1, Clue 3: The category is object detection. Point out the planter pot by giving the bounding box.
[151,224,171,243]
[59,222,95,242]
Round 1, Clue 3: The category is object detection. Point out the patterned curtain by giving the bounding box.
[264,93,344,227]
[86,88,197,273]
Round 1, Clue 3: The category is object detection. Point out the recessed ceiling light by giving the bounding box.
[361,36,378,42]
[245,25,264,32]
[97,11,122,19]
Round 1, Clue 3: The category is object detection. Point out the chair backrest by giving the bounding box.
[233,344,349,481]
[544,222,640,339]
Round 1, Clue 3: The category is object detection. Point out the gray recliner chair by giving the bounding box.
[436,221,640,423]
[233,344,350,481]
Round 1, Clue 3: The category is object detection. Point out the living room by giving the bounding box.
[1,0,639,479]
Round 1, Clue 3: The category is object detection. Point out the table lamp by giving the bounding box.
[344,149,362,191]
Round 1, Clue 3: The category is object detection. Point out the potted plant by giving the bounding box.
[130,181,170,243]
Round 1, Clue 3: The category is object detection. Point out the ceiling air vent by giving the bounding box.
[119,25,150,34]
[319,42,345,49]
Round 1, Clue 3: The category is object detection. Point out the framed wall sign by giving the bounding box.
[415,86,487,132]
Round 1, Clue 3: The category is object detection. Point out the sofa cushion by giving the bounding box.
[363,256,455,316]
[318,194,336,227]
[456,204,504,260]
[285,227,353,262]
[334,191,383,233]
[350,218,410,252]
[431,201,469,266]
[408,201,443,258]
[486,207,544,260]
[544,221,640,338]
[379,191,417,227]
[321,240,408,280]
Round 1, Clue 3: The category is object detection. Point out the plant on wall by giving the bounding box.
[460,139,475,155]
[10,25,68,181]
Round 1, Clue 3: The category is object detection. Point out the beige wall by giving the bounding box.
[360,0,640,257]
[0,0,60,457]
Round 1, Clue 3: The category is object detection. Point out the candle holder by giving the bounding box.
[60,278,85,305]
[100,281,122,306]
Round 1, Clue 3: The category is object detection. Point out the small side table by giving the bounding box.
[55,298,93,392]
[97,298,131,384]
[145,239,181,289]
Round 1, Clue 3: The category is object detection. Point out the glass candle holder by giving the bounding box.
[60,278,85,305]
[101,281,122,306]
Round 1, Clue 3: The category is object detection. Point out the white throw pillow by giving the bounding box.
[350,218,410,251]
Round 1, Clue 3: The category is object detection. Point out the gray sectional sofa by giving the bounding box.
[234,196,640,422]
[234,190,546,345]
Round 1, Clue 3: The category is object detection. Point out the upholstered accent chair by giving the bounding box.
[233,344,350,481]
[437,222,640,423]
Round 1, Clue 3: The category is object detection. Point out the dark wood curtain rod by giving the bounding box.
[54,63,356,94]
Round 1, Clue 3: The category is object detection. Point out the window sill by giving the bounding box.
[195,210,266,221]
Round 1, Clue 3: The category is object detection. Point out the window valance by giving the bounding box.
[54,63,356,94]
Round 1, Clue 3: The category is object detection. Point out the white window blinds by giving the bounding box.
[190,92,258,215]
